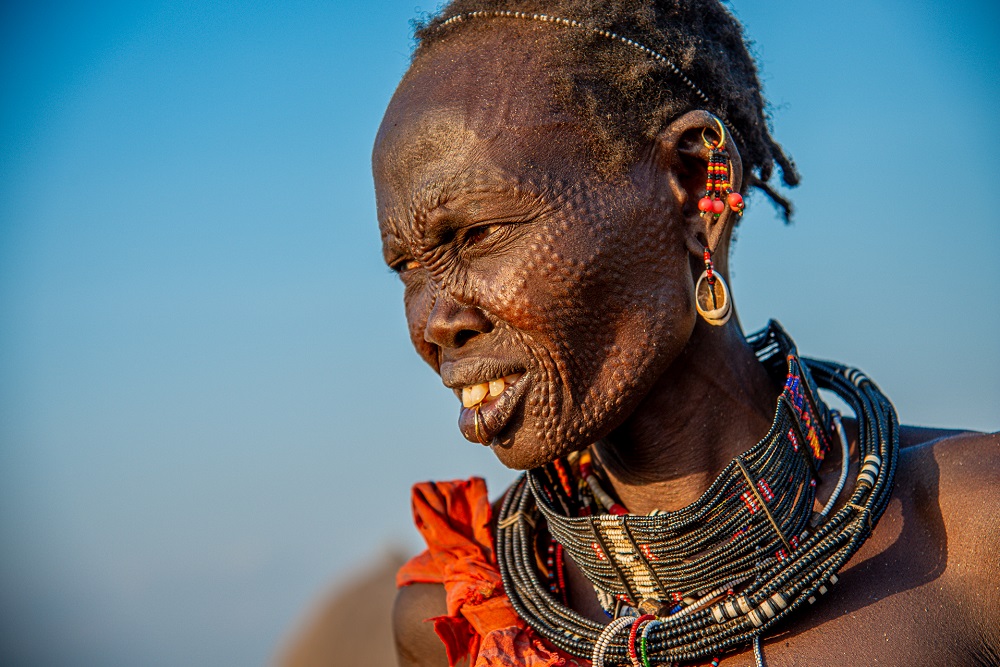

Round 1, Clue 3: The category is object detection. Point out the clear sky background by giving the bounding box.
[1,1,997,665]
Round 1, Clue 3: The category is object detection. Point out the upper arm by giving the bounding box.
[930,432,1000,654]
[393,583,450,667]
[932,431,1000,569]
[919,431,1000,582]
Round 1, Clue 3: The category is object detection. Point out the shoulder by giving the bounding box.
[894,426,999,553]
[393,582,450,667]
[393,479,514,667]
[896,432,1000,664]
[895,426,999,516]
[893,428,1000,626]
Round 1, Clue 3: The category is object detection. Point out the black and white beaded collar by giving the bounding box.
[496,321,899,664]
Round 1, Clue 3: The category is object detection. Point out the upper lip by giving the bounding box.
[440,358,525,391]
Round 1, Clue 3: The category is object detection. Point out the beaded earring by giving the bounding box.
[695,247,732,326]
[697,119,745,219]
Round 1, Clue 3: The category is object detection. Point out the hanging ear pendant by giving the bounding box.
[696,247,732,326]
[697,119,745,220]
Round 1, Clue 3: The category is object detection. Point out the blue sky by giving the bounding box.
[1,1,997,665]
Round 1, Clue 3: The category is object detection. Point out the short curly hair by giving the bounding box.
[412,0,799,220]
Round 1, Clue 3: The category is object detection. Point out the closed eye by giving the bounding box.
[390,258,421,274]
[464,223,503,246]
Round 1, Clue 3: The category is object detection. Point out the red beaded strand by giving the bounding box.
[628,615,656,667]
[553,458,574,498]
[697,124,745,219]
[546,541,558,596]
[703,247,719,309]
[545,535,570,606]
[703,248,715,285]
[554,542,568,606]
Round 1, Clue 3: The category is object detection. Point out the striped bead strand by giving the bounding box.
[628,615,656,667]
[496,324,898,664]
[593,616,634,667]
[639,618,661,667]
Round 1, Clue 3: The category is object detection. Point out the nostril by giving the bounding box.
[424,294,493,349]
[453,329,479,347]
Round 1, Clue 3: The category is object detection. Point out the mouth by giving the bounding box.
[455,372,526,446]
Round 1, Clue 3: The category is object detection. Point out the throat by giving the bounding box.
[595,324,779,514]
[495,322,898,664]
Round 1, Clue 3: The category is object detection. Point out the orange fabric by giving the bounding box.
[397,478,589,667]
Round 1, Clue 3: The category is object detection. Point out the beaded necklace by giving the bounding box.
[495,322,898,665]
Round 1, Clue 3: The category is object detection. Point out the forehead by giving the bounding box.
[372,25,593,238]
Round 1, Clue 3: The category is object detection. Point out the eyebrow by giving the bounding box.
[412,179,551,230]
[384,170,557,265]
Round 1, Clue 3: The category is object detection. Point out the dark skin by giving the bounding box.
[374,25,1000,667]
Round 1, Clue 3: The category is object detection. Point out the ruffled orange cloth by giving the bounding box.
[397,478,590,667]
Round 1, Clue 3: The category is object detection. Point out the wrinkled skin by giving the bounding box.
[373,40,691,471]
[373,26,767,474]
[372,24,1000,667]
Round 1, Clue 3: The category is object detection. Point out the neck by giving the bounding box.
[506,324,899,660]
[594,320,778,515]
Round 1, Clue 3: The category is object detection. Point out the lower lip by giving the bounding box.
[458,376,528,445]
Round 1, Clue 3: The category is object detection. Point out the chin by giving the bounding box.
[488,425,552,471]
[482,360,659,470]
[488,413,593,471]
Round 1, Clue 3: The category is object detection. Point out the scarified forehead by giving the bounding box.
[372,25,597,240]
[374,23,572,154]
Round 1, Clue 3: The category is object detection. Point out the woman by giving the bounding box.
[373,2,999,665]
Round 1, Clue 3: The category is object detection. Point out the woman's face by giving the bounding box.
[372,28,698,469]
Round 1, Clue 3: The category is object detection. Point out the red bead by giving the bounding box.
[609,503,628,515]
[727,192,744,210]
[712,199,725,214]
[698,197,714,212]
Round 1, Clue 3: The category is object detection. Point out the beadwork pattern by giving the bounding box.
[495,321,899,664]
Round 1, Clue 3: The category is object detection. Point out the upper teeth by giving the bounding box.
[462,373,522,408]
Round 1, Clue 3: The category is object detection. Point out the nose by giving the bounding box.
[424,292,493,349]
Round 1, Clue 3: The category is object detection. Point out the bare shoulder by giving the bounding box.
[894,427,1000,603]
[897,426,1000,514]
[393,582,449,667]
[792,427,1000,663]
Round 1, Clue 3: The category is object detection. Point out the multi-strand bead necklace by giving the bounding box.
[495,322,898,665]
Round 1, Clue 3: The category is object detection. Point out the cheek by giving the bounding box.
[481,226,612,332]
[522,207,689,404]
[498,212,664,351]
[403,279,439,371]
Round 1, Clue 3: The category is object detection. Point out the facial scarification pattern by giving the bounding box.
[386,159,690,469]
[374,26,699,470]
[412,0,800,219]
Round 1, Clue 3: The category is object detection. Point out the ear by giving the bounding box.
[651,110,744,263]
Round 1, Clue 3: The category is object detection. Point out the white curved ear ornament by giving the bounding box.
[695,269,732,326]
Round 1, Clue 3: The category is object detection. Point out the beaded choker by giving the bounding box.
[495,322,899,665]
